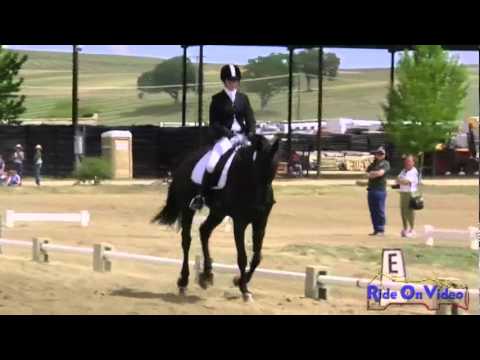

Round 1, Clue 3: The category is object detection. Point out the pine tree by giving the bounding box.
[382,45,469,171]
[0,45,28,125]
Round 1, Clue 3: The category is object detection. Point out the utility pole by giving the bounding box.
[198,46,204,128]
[296,73,301,121]
[72,45,81,171]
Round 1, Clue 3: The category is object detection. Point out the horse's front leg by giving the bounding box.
[177,209,194,294]
[198,212,225,289]
[232,218,251,301]
[244,213,268,285]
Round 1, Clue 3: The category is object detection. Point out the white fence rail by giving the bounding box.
[424,225,479,250]
[0,238,477,315]
[4,210,90,228]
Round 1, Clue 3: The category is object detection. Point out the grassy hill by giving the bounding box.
[10,50,480,126]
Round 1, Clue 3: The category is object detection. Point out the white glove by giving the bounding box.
[231,134,249,147]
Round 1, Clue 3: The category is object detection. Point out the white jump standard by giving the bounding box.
[5,210,90,228]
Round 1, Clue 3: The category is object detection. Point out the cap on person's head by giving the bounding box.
[35,144,42,150]
[373,146,386,155]
[15,144,23,149]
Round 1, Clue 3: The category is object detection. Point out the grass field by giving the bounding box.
[11,50,480,126]
[0,183,477,314]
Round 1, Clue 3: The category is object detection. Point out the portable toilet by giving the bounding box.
[101,130,133,179]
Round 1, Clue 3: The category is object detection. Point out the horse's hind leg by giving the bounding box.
[177,209,194,295]
[197,212,225,289]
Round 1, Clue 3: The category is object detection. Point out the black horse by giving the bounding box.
[152,135,280,301]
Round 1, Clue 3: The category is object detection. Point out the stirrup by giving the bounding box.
[189,195,204,211]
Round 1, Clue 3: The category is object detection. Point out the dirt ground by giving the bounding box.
[0,183,478,315]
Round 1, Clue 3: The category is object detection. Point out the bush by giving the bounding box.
[73,157,112,184]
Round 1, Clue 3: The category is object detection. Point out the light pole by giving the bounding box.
[72,45,82,171]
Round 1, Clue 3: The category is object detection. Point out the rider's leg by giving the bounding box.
[189,137,232,211]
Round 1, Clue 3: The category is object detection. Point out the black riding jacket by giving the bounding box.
[209,90,256,140]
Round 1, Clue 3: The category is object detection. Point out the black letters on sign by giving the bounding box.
[388,253,398,274]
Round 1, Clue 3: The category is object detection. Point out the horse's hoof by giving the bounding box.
[198,273,214,290]
[233,276,240,287]
[177,277,188,290]
[242,292,254,303]
[178,287,187,296]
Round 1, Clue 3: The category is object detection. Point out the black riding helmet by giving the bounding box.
[220,64,242,82]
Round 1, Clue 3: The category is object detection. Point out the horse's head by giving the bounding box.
[244,135,280,212]
[248,135,280,185]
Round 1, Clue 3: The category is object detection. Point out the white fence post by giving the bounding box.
[32,238,50,263]
[468,227,479,251]
[305,266,328,300]
[80,211,90,227]
[93,243,113,273]
[424,225,434,246]
[5,210,15,228]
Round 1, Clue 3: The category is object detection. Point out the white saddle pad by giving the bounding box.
[191,149,238,190]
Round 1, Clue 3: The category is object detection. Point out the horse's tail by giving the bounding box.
[151,180,181,226]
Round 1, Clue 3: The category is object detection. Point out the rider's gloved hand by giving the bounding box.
[231,134,252,147]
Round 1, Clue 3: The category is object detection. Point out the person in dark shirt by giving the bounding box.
[0,155,5,185]
[33,144,43,186]
[12,144,25,177]
[366,146,391,236]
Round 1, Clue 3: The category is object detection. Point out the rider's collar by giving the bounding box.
[224,87,237,102]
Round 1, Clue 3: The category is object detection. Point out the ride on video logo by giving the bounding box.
[366,249,470,312]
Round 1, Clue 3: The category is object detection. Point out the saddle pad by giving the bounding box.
[191,147,238,190]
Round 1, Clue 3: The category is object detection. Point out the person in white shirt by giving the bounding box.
[189,64,256,211]
[396,155,419,238]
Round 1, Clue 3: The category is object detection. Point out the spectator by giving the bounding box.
[6,169,21,187]
[366,146,391,236]
[12,144,25,177]
[33,144,43,186]
[288,150,303,177]
[467,122,479,175]
[0,154,5,175]
[396,155,419,238]
[0,155,6,185]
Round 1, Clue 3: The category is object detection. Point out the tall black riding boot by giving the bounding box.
[189,171,215,211]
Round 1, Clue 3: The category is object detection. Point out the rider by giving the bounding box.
[189,64,256,211]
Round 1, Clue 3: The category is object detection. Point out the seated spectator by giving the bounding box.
[288,151,303,177]
[6,169,22,187]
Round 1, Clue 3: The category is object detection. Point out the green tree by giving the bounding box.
[382,45,469,171]
[0,46,28,125]
[242,53,289,110]
[296,49,341,91]
[137,56,196,103]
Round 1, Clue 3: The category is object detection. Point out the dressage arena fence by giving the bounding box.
[0,237,477,315]
[4,210,90,228]
[423,225,479,251]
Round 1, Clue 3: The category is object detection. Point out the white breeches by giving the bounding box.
[206,137,233,173]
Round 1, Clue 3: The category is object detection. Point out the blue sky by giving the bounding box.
[4,45,479,69]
